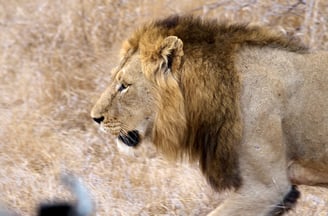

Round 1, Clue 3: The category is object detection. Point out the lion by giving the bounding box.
[90,15,328,216]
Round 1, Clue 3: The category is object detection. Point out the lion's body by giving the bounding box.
[229,47,328,215]
[91,16,328,215]
[237,47,328,171]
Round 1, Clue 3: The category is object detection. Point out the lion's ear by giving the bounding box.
[159,36,184,73]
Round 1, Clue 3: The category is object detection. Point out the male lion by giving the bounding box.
[91,15,328,215]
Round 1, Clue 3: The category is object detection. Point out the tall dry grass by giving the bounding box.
[0,0,327,215]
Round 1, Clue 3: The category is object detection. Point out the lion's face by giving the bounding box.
[91,35,185,154]
[91,53,155,149]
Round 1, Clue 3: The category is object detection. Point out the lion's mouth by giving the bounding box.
[118,130,140,147]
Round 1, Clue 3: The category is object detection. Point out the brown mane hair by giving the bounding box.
[122,15,307,191]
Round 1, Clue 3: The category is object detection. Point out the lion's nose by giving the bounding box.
[93,116,104,124]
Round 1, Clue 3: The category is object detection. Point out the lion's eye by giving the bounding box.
[118,83,129,92]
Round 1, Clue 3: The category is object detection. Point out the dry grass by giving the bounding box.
[0,0,327,215]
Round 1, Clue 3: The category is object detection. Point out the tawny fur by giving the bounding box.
[119,15,307,190]
[91,15,328,215]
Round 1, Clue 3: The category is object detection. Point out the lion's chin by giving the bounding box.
[116,137,140,157]
[116,138,135,156]
[118,130,140,147]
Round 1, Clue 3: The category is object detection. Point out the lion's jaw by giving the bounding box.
[115,118,153,155]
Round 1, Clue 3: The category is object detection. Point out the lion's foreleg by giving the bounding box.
[207,184,299,216]
[208,114,298,216]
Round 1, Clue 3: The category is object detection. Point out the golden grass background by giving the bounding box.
[0,0,327,215]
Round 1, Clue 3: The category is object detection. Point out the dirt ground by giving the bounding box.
[0,0,327,215]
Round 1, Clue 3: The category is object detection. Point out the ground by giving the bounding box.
[0,0,327,215]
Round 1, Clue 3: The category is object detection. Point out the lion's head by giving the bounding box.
[90,51,156,149]
[91,32,187,154]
